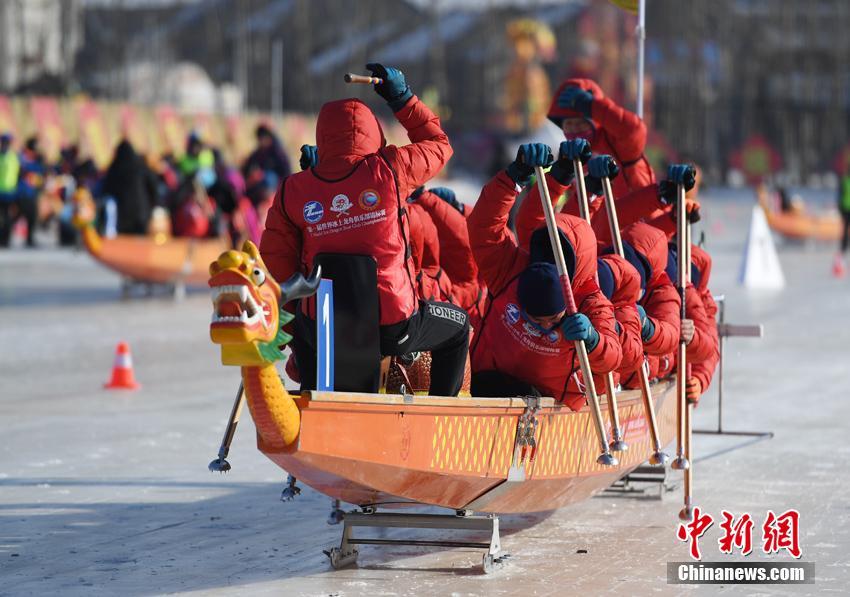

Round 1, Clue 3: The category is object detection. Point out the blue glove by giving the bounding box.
[506,143,554,186]
[583,174,602,197]
[299,144,318,171]
[557,86,594,118]
[550,139,591,185]
[659,164,699,221]
[637,305,656,341]
[588,155,619,179]
[560,312,600,352]
[366,63,413,111]
[668,164,697,188]
[429,187,464,215]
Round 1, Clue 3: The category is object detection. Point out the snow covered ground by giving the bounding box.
[1,189,848,596]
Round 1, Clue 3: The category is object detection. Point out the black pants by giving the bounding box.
[471,370,541,398]
[294,300,470,397]
[841,211,850,253]
[0,201,11,247]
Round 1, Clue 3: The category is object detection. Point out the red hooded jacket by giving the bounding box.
[408,201,451,302]
[467,170,622,410]
[621,222,680,357]
[598,253,644,378]
[547,78,656,197]
[686,245,719,393]
[514,174,665,250]
[414,190,483,314]
[260,96,452,325]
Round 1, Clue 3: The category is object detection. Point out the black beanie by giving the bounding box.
[518,262,566,317]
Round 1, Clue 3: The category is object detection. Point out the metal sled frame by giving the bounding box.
[694,296,774,459]
[326,509,504,573]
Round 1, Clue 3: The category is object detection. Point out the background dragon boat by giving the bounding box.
[72,190,228,288]
[758,188,842,242]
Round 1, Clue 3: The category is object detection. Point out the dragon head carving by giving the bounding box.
[209,241,289,367]
[209,241,321,367]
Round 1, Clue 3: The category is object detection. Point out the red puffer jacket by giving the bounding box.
[467,170,621,410]
[408,201,450,302]
[414,190,483,315]
[688,244,719,394]
[514,174,664,250]
[598,253,644,377]
[547,78,656,197]
[621,222,680,357]
[260,96,452,325]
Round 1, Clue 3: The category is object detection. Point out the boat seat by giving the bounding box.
[313,253,382,393]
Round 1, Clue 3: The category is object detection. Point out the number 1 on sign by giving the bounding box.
[316,279,334,391]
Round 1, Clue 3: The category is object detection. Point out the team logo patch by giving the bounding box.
[330,194,353,217]
[358,189,381,210]
[523,322,542,337]
[505,303,520,325]
[546,329,561,343]
[303,201,324,224]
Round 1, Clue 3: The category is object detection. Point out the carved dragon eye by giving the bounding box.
[251,267,266,286]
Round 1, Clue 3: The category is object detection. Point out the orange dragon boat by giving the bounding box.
[758,188,842,242]
[72,190,229,289]
[208,241,678,571]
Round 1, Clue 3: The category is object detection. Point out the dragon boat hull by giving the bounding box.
[763,206,841,242]
[84,234,229,286]
[254,381,676,514]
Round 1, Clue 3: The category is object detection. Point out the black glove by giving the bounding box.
[506,143,554,186]
[365,63,413,112]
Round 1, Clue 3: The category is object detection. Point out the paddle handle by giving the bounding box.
[601,176,624,256]
[673,182,690,469]
[534,166,616,466]
[344,73,383,85]
[572,158,591,223]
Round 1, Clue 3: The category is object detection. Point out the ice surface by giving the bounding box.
[1,189,847,595]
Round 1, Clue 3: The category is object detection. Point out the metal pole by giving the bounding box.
[636,0,646,118]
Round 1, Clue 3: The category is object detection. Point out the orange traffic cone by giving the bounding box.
[832,254,846,278]
[104,342,141,390]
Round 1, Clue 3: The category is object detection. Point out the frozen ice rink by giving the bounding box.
[1,189,848,596]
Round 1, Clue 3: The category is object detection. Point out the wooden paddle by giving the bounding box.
[671,182,691,473]
[535,165,617,467]
[573,161,626,453]
[600,175,671,463]
[680,217,695,521]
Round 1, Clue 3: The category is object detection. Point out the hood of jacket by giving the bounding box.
[599,253,641,305]
[314,98,386,179]
[621,222,670,286]
[689,243,712,291]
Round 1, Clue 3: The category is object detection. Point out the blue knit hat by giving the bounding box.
[621,240,649,290]
[518,262,566,317]
[597,258,615,300]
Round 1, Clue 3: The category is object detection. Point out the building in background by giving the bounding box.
[0,0,84,94]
